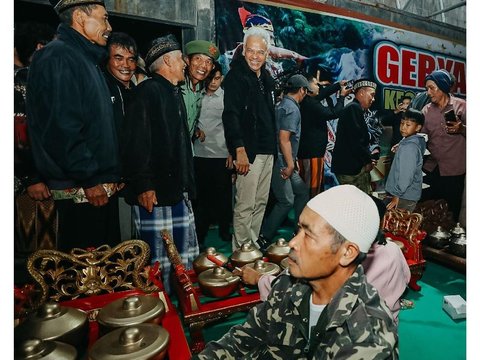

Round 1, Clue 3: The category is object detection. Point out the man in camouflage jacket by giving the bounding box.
[193,185,398,359]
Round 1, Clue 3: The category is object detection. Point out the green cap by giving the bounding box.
[185,40,220,61]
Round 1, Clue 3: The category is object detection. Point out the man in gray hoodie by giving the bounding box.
[385,109,426,212]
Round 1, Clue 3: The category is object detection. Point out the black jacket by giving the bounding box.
[103,69,134,137]
[26,24,120,190]
[121,74,195,206]
[331,99,372,175]
[222,56,276,163]
[14,66,44,191]
[297,94,345,159]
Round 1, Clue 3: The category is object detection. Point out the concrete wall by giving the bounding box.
[17,0,465,45]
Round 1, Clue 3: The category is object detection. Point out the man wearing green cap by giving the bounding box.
[182,40,220,138]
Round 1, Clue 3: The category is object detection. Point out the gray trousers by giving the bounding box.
[261,161,309,240]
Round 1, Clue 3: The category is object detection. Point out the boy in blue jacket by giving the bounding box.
[385,109,426,212]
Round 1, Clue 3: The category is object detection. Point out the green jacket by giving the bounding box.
[181,77,203,137]
[194,265,398,359]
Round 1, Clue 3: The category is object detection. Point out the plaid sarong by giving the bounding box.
[133,196,199,294]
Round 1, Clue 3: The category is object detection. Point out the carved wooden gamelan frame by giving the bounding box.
[161,230,261,353]
[26,239,161,309]
[382,208,427,291]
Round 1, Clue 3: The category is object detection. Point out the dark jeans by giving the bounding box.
[193,157,233,244]
[261,163,309,241]
[421,167,465,221]
[55,194,120,251]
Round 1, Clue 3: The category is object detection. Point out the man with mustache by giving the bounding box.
[194,185,398,359]
[421,70,466,222]
[26,0,121,251]
[182,39,220,138]
[331,79,378,194]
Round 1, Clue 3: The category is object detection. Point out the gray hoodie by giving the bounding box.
[385,134,426,201]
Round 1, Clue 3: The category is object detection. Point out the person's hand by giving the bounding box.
[234,147,250,175]
[235,265,262,286]
[445,119,464,135]
[391,143,399,153]
[138,190,157,213]
[394,102,407,114]
[340,83,352,97]
[387,196,399,210]
[26,182,51,201]
[84,184,109,207]
[226,155,234,170]
[364,162,374,172]
[280,165,294,180]
[195,129,206,142]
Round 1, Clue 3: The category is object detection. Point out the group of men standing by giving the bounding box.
[23,0,467,275]
[24,0,222,290]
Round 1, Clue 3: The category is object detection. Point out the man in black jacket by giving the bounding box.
[331,79,378,194]
[103,32,138,241]
[121,35,198,293]
[26,0,121,251]
[297,73,350,198]
[104,32,137,134]
[222,27,277,251]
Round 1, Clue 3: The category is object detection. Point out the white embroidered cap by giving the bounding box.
[306,185,380,253]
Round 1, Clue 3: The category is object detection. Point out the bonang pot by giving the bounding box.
[193,247,229,275]
[450,222,466,239]
[265,238,290,264]
[97,295,166,334]
[89,324,170,360]
[447,233,467,258]
[14,301,89,354]
[197,267,240,298]
[230,242,263,268]
[245,260,281,277]
[427,226,451,249]
[14,339,77,360]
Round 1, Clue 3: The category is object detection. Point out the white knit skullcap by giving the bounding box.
[306,185,379,253]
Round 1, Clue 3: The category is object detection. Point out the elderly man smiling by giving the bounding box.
[222,26,277,251]
[182,39,220,138]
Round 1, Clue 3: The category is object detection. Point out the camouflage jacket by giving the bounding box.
[193,265,398,360]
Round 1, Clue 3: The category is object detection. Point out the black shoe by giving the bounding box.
[220,234,231,242]
[256,235,270,253]
[219,229,231,242]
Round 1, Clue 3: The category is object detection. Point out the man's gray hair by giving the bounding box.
[326,221,367,264]
[242,26,271,55]
[148,54,165,73]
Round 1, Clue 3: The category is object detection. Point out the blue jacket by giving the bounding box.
[385,134,426,201]
[26,24,120,190]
